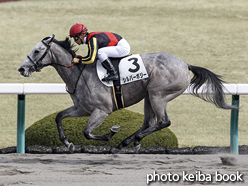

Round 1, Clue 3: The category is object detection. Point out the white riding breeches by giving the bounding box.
[97,38,130,62]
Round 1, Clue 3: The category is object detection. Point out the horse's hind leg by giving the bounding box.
[134,95,171,145]
[116,96,156,150]
[83,109,120,141]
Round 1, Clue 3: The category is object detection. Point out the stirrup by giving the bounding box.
[102,74,119,82]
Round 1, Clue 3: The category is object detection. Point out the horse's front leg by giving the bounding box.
[83,109,120,141]
[55,106,87,153]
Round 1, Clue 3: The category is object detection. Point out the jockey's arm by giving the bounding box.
[80,37,98,64]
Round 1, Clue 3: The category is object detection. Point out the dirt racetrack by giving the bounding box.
[0,153,247,186]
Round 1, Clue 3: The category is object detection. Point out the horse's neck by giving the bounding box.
[50,43,81,89]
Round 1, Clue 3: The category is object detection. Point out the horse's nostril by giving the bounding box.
[18,67,24,72]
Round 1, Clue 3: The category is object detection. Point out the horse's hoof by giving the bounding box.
[68,143,74,153]
[111,147,120,154]
[110,125,120,133]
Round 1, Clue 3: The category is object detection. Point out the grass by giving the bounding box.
[1,0,248,149]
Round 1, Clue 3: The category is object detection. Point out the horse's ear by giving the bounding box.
[42,34,55,44]
[50,34,55,42]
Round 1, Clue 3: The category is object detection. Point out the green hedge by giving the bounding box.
[25,109,178,148]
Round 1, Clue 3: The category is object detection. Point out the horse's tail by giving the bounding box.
[188,65,238,110]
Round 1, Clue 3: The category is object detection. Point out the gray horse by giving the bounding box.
[18,35,237,153]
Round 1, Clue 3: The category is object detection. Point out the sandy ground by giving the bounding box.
[0,153,247,186]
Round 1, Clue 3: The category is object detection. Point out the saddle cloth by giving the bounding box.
[96,54,149,87]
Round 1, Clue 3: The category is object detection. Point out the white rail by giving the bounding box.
[1,83,248,95]
[0,83,67,94]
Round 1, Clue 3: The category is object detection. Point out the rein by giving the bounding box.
[51,62,75,68]
[26,39,88,94]
[65,64,86,94]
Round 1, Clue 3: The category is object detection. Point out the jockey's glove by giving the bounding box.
[72,55,83,63]
[72,58,81,63]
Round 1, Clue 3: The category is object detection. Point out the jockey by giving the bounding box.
[69,23,131,81]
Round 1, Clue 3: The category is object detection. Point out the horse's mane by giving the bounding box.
[53,37,78,58]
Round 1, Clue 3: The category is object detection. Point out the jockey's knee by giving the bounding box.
[98,49,108,62]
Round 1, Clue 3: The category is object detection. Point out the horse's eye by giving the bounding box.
[34,50,39,53]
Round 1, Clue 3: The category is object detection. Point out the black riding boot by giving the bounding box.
[101,58,119,81]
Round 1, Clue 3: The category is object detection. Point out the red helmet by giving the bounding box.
[69,23,88,37]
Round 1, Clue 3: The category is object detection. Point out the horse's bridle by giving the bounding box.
[27,38,75,72]
[26,38,90,94]
[27,40,52,72]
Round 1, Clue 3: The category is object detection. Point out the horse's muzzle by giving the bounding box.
[18,67,30,77]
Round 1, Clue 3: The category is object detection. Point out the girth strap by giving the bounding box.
[111,58,124,110]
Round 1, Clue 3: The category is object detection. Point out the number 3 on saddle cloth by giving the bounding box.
[96,54,149,110]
